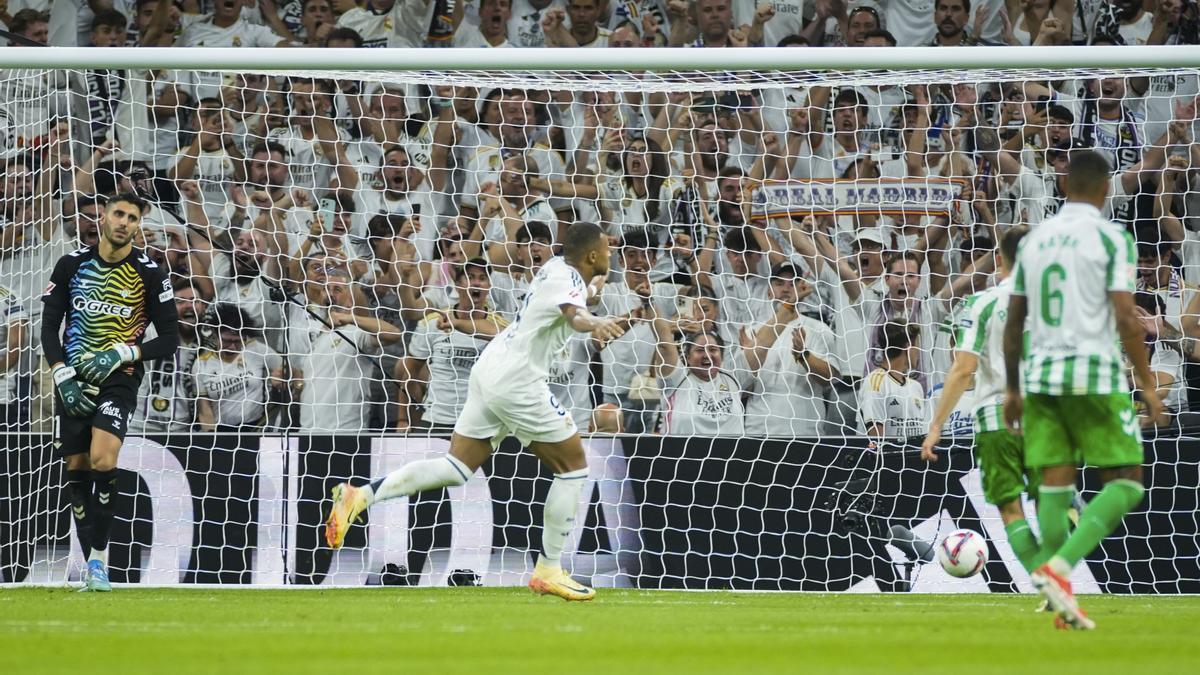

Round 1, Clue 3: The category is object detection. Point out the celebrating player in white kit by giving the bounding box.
[325,223,624,601]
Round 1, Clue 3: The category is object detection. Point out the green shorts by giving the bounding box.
[975,430,1038,506]
[1023,393,1144,469]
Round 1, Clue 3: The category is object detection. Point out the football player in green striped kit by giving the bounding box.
[922,226,1042,578]
[1003,150,1167,630]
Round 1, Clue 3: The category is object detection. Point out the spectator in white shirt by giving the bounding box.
[176,1,290,97]
[455,0,514,46]
[290,267,404,431]
[193,303,285,431]
[296,0,336,45]
[844,5,883,46]
[742,293,841,437]
[1102,0,1159,45]
[658,330,751,437]
[1133,291,1187,418]
[671,0,746,47]
[596,229,680,433]
[707,228,771,331]
[734,1,805,47]
[541,0,611,46]
[335,0,395,46]
[884,0,939,46]
[265,78,343,190]
[859,321,928,439]
[170,99,245,233]
[479,154,561,266]
[212,228,289,354]
[488,220,554,320]
[397,258,507,431]
[508,0,565,47]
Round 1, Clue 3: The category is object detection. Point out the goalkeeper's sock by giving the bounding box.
[65,468,92,559]
[537,468,588,569]
[365,455,472,505]
[1054,479,1145,570]
[1035,485,1074,566]
[88,468,119,565]
[1003,519,1040,573]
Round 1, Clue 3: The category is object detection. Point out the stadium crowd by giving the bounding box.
[1,0,1200,437]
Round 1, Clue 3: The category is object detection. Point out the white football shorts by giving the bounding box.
[453,367,578,447]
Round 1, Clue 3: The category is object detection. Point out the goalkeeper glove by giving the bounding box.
[52,365,99,418]
[75,344,139,385]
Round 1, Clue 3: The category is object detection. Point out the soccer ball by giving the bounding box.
[936,529,988,578]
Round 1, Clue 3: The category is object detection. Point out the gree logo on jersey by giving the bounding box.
[72,296,133,318]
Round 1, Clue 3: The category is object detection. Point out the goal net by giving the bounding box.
[2,49,1199,592]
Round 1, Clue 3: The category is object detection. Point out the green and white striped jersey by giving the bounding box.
[1012,202,1136,396]
[954,277,1014,432]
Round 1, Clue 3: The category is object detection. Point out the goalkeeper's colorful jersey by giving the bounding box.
[41,247,175,383]
[954,277,1014,433]
[1012,202,1135,396]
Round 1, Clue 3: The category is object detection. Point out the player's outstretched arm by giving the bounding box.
[1002,294,1028,435]
[561,304,625,341]
[1112,290,1168,428]
[922,351,979,461]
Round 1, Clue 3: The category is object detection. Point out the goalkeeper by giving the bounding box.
[921,226,1044,574]
[40,192,180,592]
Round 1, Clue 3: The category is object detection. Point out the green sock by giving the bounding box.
[1036,485,1075,566]
[1004,519,1040,573]
[1056,479,1145,568]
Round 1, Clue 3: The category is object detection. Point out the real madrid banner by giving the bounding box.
[751,177,968,219]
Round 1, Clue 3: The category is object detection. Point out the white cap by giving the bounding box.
[854,228,886,247]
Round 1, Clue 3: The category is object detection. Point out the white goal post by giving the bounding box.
[1,46,1198,592]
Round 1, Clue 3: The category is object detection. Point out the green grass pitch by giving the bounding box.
[3,588,1199,674]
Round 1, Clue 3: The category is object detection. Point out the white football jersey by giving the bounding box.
[336,6,394,47]
[266,125,344,190]
[475,257,587,384]
[734,0,805,47]
[858,367,928,438]
[176,15,285,100]
[293,318,382,432]
[193,340,281,427]
[884,0,935,46]
[1013,201,1135,396]
[661,368,750,438]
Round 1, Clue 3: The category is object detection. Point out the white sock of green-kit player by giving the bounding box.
[537,468,589,570]
[363,455,473,505]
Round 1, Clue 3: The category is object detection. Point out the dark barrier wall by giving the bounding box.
[623,437,1200,592]
[2,434,1198,592]
[0,433,259,584]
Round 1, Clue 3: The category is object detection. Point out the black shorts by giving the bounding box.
[55,383,137,457]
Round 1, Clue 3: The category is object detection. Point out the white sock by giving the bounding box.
[537,468,588,569]
[365,455,472,505]
[88,548,107,566]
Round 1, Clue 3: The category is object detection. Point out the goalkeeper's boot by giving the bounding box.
[324,483,369,549]
[528,560,595,602]
[85,560,112,593]
[1032,563,1094,630]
